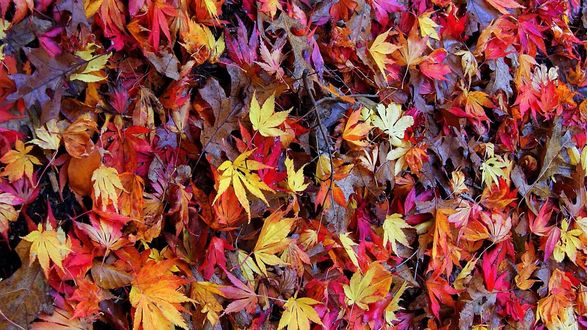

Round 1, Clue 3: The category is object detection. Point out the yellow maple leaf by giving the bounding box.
[382,213,412,255]
[0,140,42,183]
[70,44,111,82]
[368,30,399,76]
[22,223,70,276]
[191,281,225,325]
[385,281,408,323]
[91,165,125,211]
[253,210,295,276]
[214,149,274,219]
[418,12,439,40]
[277,296,323,330]
[0,193,19,233]
[343,262,393,310]
[129,259,192,330]
[30,119,62,150]
[553,219,583,263]
[339,232,360,269]
[285,157,308,193]
[249,92,290,137]
[480,155,512,187]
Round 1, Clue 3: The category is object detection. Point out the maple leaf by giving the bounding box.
[0,140,41,182]
[22,223,70,277]
[277,296,323,330]
[91,165,125,211]
[480,155,511,187]
[30,119,62,150]
[191,281,225,325]
[553,219,583,263]
[372,103,414,163]
[249,92,290,137]
[285,157,308,193]
[70,278,113,318]
[486,0,524,14]
[426,273,457,319]
[129,259,192,330]
[385,281,408,323]
[148,0,177,50]
[253,210,294,275]
[343,263,393,310]
[382,213,412,255]
[418,12,439,40]
[220,268,258,313]
[256,39,285,80]
[339,232,360,269]
[342,109,371,147]
[460,90,494,120]
[62,114,98,158]
[70,47,111,82]
[0,193,21,236]
[214,149,274,219]
[368,30,398,76]
[515,246,539,290]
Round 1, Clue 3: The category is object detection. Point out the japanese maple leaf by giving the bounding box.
[382,213,412,255]
[343,263,393,310]
[394,33,427,68]
[425,273,457,319]
[486,0,524,14]
[214,149,274,219]
[190,281,225,325]
[285,157,309,193]
[517,15,547,56]
[253,210,294,275]
[249,92,290,137]
[148,0,177,50]
[255,39,285,80]
[330,0,357,20]
[22,222,70,277]
[419,49,451,81]
[342,109,371,147]
[76,218,125,254]
[0,140,41,183]
[92,165,125,211]
[277,296,323,330]
[528,200,554,236]
[71,278,112,318]
[368,30,399,76]
[368,0,403,26]
[199,236,233,280]
[129,259,192,330]
[220,268,258,314]
[0,192,22,238]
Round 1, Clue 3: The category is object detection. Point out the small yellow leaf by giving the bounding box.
[368,30,399,75]
[343,263,393,310]
[91,165,125,211]
[480,155,512,187]
[382,213,412,255]
[339,232,360,269]
[277,296,323,330]
[249,92,290,137]
[0,140,42,182]
[214,150,274,220]
[30,119,62,150]
[385,281,408,323]
[71,50,111,83]
[253,210,295,276]
[418,12,439,40]
[22,223,70,277]
[285,157,308,193]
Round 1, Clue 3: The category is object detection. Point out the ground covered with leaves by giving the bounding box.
[0,0,587,329]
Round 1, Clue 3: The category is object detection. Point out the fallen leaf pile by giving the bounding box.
[0,0,586,328]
